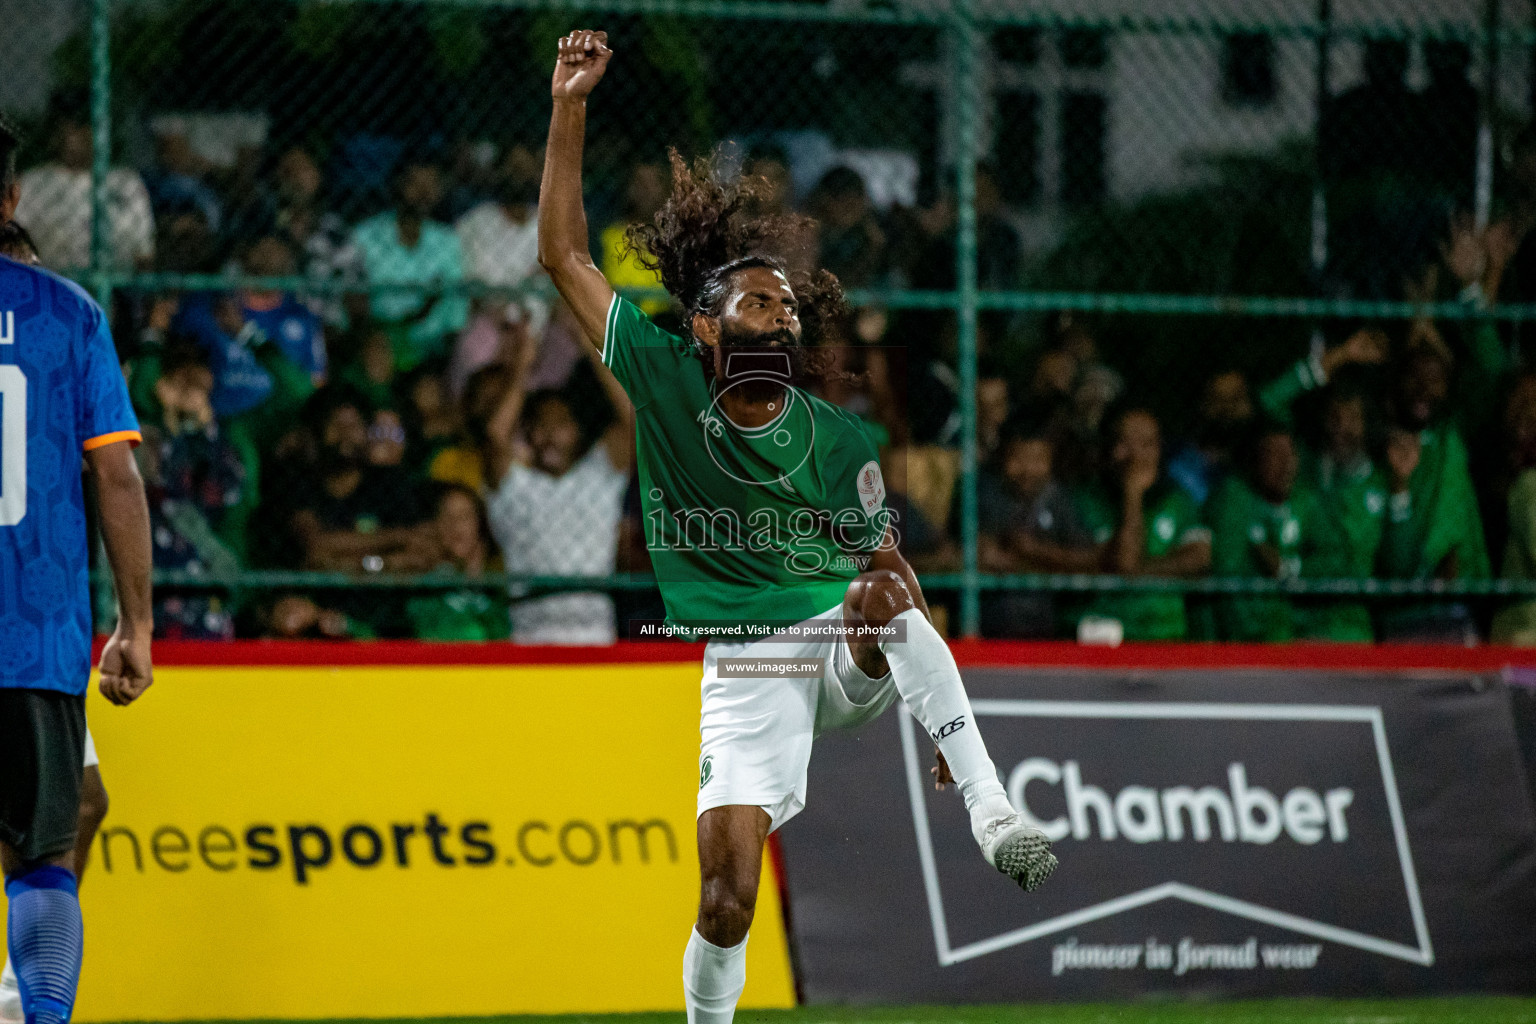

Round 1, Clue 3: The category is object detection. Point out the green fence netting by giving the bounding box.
[5,0,1536,641]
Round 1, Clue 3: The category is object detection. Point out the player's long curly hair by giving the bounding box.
[622,149,850,373]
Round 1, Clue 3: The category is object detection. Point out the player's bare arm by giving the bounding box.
[538,29,616,350]
[483,325,542,484]
[85,440,154,706]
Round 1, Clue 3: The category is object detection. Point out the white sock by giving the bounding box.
[0,958,20,1024]
[881,608,1015,842]
[683,927,748,1024]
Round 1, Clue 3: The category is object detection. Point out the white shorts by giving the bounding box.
[83,725,98,769]
[697,605,899,833]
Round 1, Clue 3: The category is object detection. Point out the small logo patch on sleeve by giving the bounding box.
[856,460,886,517]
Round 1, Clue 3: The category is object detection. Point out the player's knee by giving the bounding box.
[844,569,913,625]
[700,870,758,917]
[699,870,759,939]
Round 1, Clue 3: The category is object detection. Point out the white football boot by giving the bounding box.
[980,815,1058,891]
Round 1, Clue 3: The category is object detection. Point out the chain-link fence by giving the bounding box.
[6,0,1536,641]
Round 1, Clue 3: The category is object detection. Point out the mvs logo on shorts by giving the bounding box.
[900,699,1432,970]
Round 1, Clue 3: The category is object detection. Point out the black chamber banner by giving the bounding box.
[777,669,1536,1001]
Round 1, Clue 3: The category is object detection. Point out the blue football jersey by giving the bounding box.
[245,297,326,379]
[0,254,140,695]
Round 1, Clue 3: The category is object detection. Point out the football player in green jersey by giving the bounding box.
[538,30,1056,1023]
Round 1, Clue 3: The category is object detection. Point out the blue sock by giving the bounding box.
[5,866,82,1024]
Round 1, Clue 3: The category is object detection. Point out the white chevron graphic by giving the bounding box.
[899,700,1433,968]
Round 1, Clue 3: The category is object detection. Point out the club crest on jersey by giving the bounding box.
[856,460,885,517]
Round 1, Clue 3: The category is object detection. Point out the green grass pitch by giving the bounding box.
[151,997,1536,1024]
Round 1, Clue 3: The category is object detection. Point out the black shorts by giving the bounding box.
[0,689,86,864]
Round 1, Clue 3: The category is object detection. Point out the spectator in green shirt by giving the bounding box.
[1073,408,1212,641]
[1375,343,1490,642]
[1207,424,1356,642]
[1491,376,1536,643]
[1258,328,1393,639]
[408,484,512,642]
[338,327,400,412]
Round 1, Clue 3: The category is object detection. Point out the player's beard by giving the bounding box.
[714,323,810,395]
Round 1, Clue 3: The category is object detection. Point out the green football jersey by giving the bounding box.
[407,588,512,642]
[1295,455,1382,642]
[1306,454,1388,579]
[1377,422,1490,580]
[1207,477,1351,642]
[601,296,888,633]
[1256,357,1383,641]
[1073,481,1208,641]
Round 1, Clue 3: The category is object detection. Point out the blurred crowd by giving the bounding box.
[10,63,1536,645]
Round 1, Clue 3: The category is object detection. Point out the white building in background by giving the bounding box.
[0,0,87,118]
[4,0,1526,224]
[855,0,1531,248]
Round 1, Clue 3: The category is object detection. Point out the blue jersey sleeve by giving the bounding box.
[77,297,140,451]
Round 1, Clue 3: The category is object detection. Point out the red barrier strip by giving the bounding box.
[114,638,1534,671]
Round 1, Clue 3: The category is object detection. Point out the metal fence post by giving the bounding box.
[89,0,112,306]
[89,0,118,629]
[1475,0,1500,231]
[1310,0,1331,292]
[952,0,981,637]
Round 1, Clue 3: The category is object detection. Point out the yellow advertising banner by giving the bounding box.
[3,660,796,1021]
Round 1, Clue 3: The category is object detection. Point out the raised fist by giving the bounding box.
[552,30,612,100]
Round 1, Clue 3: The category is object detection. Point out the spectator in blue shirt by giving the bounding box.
[1167,368,1256,506]
[155,235,321,430]
[172,294,274,419]
[351,159,469,371]
[235,233,327,384]
[144,118,224,236]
